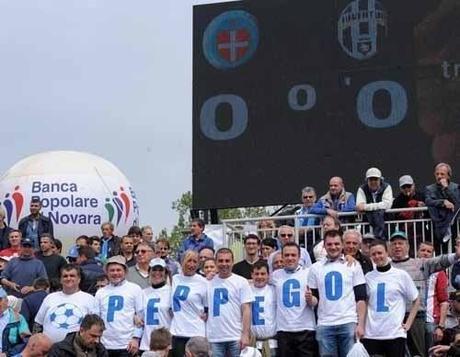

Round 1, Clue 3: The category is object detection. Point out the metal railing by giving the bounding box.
[221,207,455,261]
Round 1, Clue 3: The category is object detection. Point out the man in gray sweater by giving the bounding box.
[390,231,459,357]
[0,237,48,297]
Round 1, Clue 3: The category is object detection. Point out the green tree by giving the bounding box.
[163,191,272,254]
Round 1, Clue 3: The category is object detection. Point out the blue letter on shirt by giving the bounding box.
[173,285,190,312]
[107,296,124,322]
[376,283,389,312]
[325,271,343,301]
[282,279,300,307]
[252,296,265,325]
[146,298,160,325]
[213,288,228,317]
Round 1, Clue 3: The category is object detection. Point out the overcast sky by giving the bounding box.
[0,0,233,233]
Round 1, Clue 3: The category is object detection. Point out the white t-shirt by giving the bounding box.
[308,256,366,326]
[207,273,254,343]
[96,280,144,350]
[35,291,98,343]
[170,274,207,338]
[251,284,277,339]
[271,266,316,332]
[140,284,172,351]
[364,267,418,340]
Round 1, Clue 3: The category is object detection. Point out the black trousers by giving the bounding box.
[277,330,318,357]
[171,336,190,357]
[362,338,406,357]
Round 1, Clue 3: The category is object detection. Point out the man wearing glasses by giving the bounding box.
[269,226,312,271]
[295,187,318,227]
[126,242,156,288]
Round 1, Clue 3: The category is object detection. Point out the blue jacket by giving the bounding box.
[1,308,30,356]
[178,234,214,262]
[310,190,356,215]
[80,259,105,295]
[18,214,53,249]
[19,290,48,331]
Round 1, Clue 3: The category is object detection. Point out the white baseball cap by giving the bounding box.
[366,167,382,179]
[399,175,414,187]
[149,258,166,269]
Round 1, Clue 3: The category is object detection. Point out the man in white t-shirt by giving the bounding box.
[207,248,253,357]
[34,264,98,343]
[272,242,317,357]
[250,260,277,357]
[95,255,144,357]
[307,229,367,357]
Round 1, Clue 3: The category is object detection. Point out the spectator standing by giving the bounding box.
[232,234,260,280]
[48,314,108,357]
[99,222,121,262]
[0,287,30,356]
[119,235,136,267]
[389,230,460,357]
[127,226,143,248]
[0,237,47,297]
[207,248,253,357]
[271,242,317,357]
[362,240,420,357]
[425,163,460,245]
[197,247,214,276]
[250,260,277,357]
[156,238,181,276]
[417,241,449,351]
[356,167,393,239]
[311,176,356,218]
[178,219,214,262]
[36,234,67,284]
[308,230,367,356]
[170,251,207,357]
[18,197,53,249]
[127,242,156,289]
[260,238,277,260]
[269,226,311,271]
[77,246,104,295]
[141,225,154,243]
[34,264,98,343]
[139,258,172,352]
[0,207,13,250]
[0,230,22,258]
[95,255,143,356]
[343,229,373,274]
[20,277,50,331]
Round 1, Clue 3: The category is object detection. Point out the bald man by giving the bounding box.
[20,333,52,357]
[311,176,356,217]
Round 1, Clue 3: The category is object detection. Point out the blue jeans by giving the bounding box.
[316,322,356,357]
[211,340,240,357]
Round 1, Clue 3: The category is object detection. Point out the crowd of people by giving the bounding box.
[0,163,459,356]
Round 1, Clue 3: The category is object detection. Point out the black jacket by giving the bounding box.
[80,259,105,295]
[0,225,13,250]
[18,214,54,241]
[48,332,108,357]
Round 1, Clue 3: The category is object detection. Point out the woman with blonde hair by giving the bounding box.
[170,250,208,357]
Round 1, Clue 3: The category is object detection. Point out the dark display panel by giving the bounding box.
[193,0,460,209]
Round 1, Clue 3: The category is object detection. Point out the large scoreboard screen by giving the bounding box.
[193,0,460,209]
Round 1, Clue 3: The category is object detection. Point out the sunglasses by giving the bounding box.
[280,234,293,237]
[135,249,152,254]
[401,185,412,189]
[303,196,314,199]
